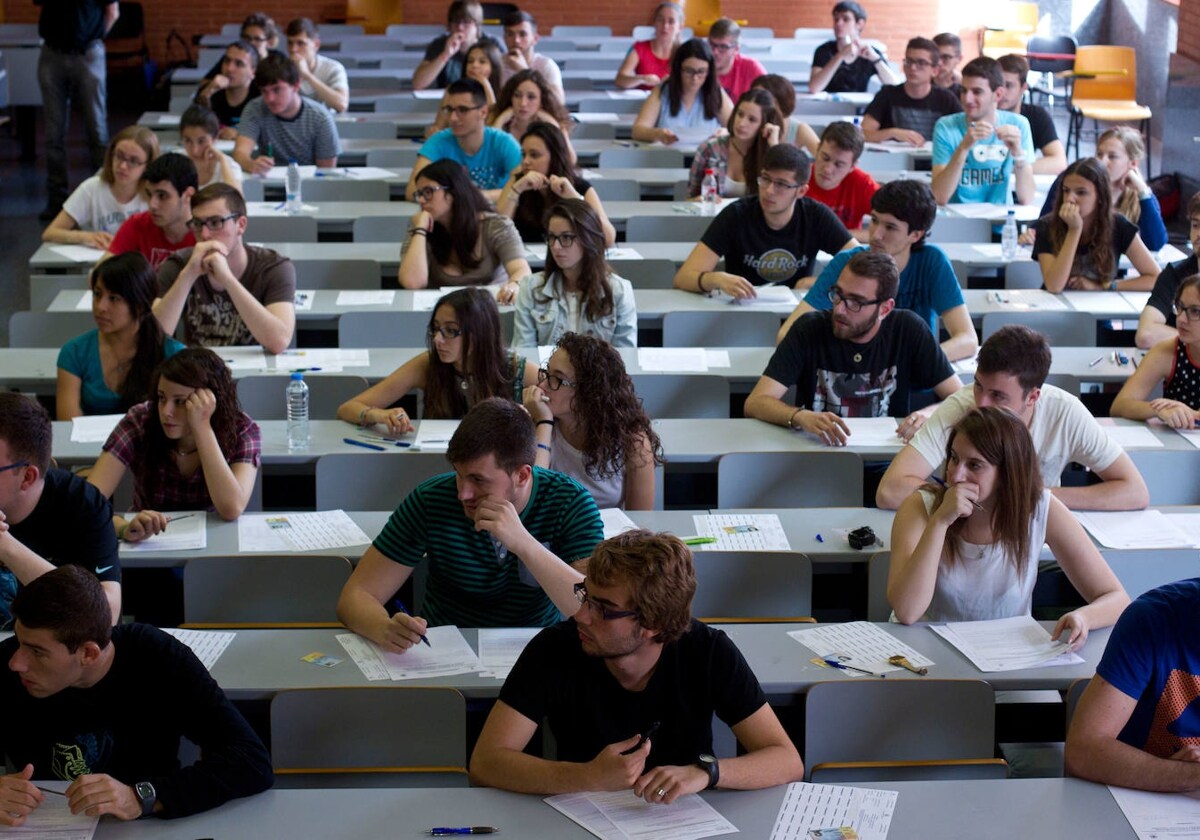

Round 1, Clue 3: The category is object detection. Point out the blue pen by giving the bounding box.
[343,437,385,451]
[393,599,431,647]
[815,534,824,543]
[427,829,499,836]
[824,659,886,678]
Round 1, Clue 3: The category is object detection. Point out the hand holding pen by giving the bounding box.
[383,599,430,653]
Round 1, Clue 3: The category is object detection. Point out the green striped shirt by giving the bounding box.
[373,467,603,628]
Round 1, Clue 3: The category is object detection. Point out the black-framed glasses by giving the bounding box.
[537,368,576,391]
[574,582,638,620]
[1175,304,1200,322]
[113,152,147,168]
[903,57,934,68]
[545,232,579,248]
[828,287,886,313]
[680,66,709,78]
[441,104,484,116]
[707,40,735,52]
[186,213,241,232]
[428,325,463,340]
[0,460,29,474]
[413,185,450,202]
[757,174,801,192]
[241,33,270,43]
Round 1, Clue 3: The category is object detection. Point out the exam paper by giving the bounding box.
[163,628,236,670]
[1164,513,1200,547]
[219,346,272,370]
[839,417,901,447]
[768,782,897,840]
[237,510,371,552]
[600,507,639,539]
[477,627,540,679]
[638,348,708,372]
[48,244,106,263]
[69,414,123,443]
[545,790,738,840]
[538,345,555,365]
[691,514,791,551]
[605,247,643,260]
[788,621,934,676]
[1096,419,1164,449]
[336,290,395,306]
[414,419,459,452]
[733,285,798,307]
[119,512,207,552]
[953,356,979,375]
[704,350,731,368]
[1109,784,1200,839]
[337,626,482,681]
[1062,291,1137,315]
[1075,510,1200,550]
[1174,429,1200,450]
[8,779,98,839]
[929,615,1084,672]
[73,290,92,311]
[995,289,1070,311]
[1122,291,1151,311]
[411,289,447,310]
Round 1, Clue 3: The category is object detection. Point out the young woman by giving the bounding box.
[337,288,539,433]
[427,40,503,137]
[41,126,159,249]
[1112,273,1200,426]
[57,254,186,420]
[489,69,571,141]
[88,348,261,536]
[399,159,531,305]
[524,333,664,509]
[496,121,616,246]
[889,407,1129,643]
[632,38,732,145]
[513,199,636,348]
[180,104,243,190]
[749,73,820,157]
[615,1,683,90]
[1033,158,1160,293]
[688,88,783,198]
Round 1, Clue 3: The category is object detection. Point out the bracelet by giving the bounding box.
[697,271,708,292]
[787,408,804,430]
[536,419,555,427]
[116,521,129,541]
[409,228,428,236]
[358,408,370,426]
[1109,279,1120,291]
[536,443,552,453]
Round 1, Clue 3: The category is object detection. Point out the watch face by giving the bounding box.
[699,753,715,765]
[136,781,155,800]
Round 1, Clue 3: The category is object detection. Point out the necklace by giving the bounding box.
[172,445,198,458]
[455,371,470,392]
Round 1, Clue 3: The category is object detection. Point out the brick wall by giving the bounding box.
[1181,0,1200,62]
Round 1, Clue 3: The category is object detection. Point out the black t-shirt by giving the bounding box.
[37,0,109,52]
[499,619,766,767]
[813,40,880,94]
[0,623,273,818]
[423,34,502,88]
[1147,255,1199,327]
[514,177,593,242]
[864,84,962,141]
[701,196,852,287]
[209,85,260,129]
[764,309,954,417]
[1032,213,1139,282]
[1021,103,1059,151]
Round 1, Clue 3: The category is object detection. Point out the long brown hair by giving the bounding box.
[1048,158,1116,282]
[419,159,491,272]
[513,121,581,240]
[664,38,723,120]
[728,88,783,197]
[540,199,614,322]
[491,69,569,130]
[423,288,514,418]
[89,253,170,410]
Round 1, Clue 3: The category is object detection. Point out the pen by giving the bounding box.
[343,437,385,451]
[620,721,661,755]
[682,536,718,546]
[166,514,195,523]
[393,599,431,647]
[427,829,499,836]
[35,786,66,796]
[928,475,984,510]
[815,533,824,543]
[357,434,413,448]
[1088,355,1103,367]
[824,659,886,678]
[291,367,323,373]
[274,201,286,211]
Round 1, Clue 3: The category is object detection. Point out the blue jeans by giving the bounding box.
[38,40,109,204]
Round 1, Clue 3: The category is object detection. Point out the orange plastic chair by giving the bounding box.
[980,1,1039,58]
[1066,45,1152,169]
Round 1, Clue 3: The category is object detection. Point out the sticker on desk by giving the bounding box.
[301,651,344,668]
[788,621,933,676]
[294,290,315,310]
[770,783,895,840]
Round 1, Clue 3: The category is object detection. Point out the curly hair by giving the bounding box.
[1047,157,1116,282]
[491,69,569,129]
[554,333,664,480]
[541,199,613,323]
[89,253,169,411]
[587,529,696,644]
[424,287,515,418]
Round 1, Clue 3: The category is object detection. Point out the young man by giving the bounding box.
[997,54,1066,175]
[337,398,603,648]
[414,0,499,91]
[876,325,1151,510]
[932,56,1035,206]
[0,394,120,628]
[286,18,349,113]
[862,37,962,145]
[408,78,522,200]
[499,11,563,100]
[932,33,962,95]
[1137,193,1200,349]
[198,41,261,139]
[469,530,805,797]
[744,250,962,445]
[805,122,880,239]
[1065,578,1200,792]
[233,53,341,175]
[809,1,899,94]
[783,179,979,362]
[105,153,197,270]
[0,567,273,824]
[708,18,766,102]
[153,184,296,353]
[674,144,856,298]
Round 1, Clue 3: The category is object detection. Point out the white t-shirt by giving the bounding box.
[908,384,1124,486]
[499,52,564,98]
[300,54,349,109]
[198,151,244,189]
[62,175,146,234]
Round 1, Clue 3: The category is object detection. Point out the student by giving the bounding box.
[197,40,260,139]
[413,0,499,91]
[932,32,962,95]
[489,70,572,141]
[931,56,1035,206]
[336,398,604,638]
[179,105,243,190]
[616,1,683,90]
[400,159,530,302]
[889,406,1129,632]
[499,11,563,99]
[337,288,538,433]
[805,122,880,238]
[154,184,295,353]
[674,144,856,297]
[1137,193,1200,349]
[496,122,616,246]
[104,153,197,270]
[196,13,279,106]
[809,1,899,94]
[513,200,637,348]
[996,54,1066,175]
[427,41,504,138]
[876,325,1151,511]
[470,530,805,796]
[286,18,348,113]
[861,37,962,145]
[744,250,962,444]
[88,348,261,534]
[233,53,341,174]
[42,126,158,249]
[708,18,766,102]
[1033,158,1159,293]
[57,254,185,419]
[0,566,273,822]
[632,39,733,145]
[749,74,820,155]
[1112,274,1200,426]
[687,88,783,198]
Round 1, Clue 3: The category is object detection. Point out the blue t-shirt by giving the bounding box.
[932,112,1035,204]
[418,128,523,191]
[1095,578,1200,758]
[57,329,185,416]
[804,244,965,335]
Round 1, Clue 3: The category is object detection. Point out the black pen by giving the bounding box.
[427,829,499,836]
[392,599,431,647]
[620,720,660,755]
[928,475,984,511]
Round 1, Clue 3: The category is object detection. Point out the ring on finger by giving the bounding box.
[656,788,666,798]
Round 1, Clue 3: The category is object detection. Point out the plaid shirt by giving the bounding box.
[103,402,261,511]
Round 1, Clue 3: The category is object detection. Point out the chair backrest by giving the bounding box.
[927,216,994,243]
[1005,260,1044,289]
[237,375,369,420]
[598,148,686,168]
[589,179,640,201]
[1073,45,1138,102]
[270,686,467,787]
[183,554,351,626]
[1026,35,1077,74]
[299,180,390,202]
[1064,676,1091,731]
[384,24,448,38]
[551,25,613,37]
[981,311,1096,346]
[717,451,864,507]
[691,551,812,619]
[1125,450,1200,505]
[9,311,95,347]
[570,122,617,140]
[857,150,913,172]
[580,97,645,114]
[244,216,318,243]
[378,55,424,70]
[353,215,407,242]
[866,551,891,621]
[630,374,730,418]
[1099,548,1200,598]
[335,120,399,139]
[561,56,624,72]
[1043,373,1080,397]
[241,179,265,201]
[662,310,783,347]
[315,452,452,510]
[366,147,421,167]
[373,98,443,113]
[624,214,712,243]
[337,309,514,346]
[610,259,677,289]
[294,259,380,290]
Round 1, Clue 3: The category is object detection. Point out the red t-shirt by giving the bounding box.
[108,212,196,269]
[632,40,673,90]
[805,167,880,229]
[719,54,767,102]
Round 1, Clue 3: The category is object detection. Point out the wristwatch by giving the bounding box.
[134,781,156,817]
[696,754,719,789]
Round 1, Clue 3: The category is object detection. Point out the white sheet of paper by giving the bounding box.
[73,289,92,311]
[1096,419,1164,449]
[411,289,446,310]
[1076,510,1200,550]
[69,414,122,443]
[1108,785,1200,839]
[264,165,319,179]
[415,419,459,452]
[275,348,370,368]
[573,111,623,123]
[293,290,315,310]
[119,512,207,552]
[245,200,318,215]
[1122,291,1151,311]
[163,628,235,670]
[13,780,98,839]
[999,289,1070,311]
[537,345,555,365]
[954,356,979,374]
[523,243,547,261]
[1175,429,1200,450]
[788,621,934,675]
[477,627,540,679]
[704,350,731,368]
[237,510,371,552]
[768,782,897,840]
[1062,292,1137,315]
[733,286,797,307]
[217,346,272,370]
[342,166,400,180]
[156,113,181,126]
[638,348,708,372]
[48,244,106,263]
[841,417,902,446]
[971,243,1005,257]
[944,202,1006,219]
[1164,513,1200,547]
[546,789,738,840]
[412,88,445,99]
[600,507,638,539]
[337,626,481,680]
[691,514,791,551]
[929,615,1084,672]
[606,89,650,100]
[336,290,395,306]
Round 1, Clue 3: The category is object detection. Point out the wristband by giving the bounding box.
[358,408,370,426]
[536,419,555,427]
[409,228,428,236]
[536,443,552,453]
[1109,279,1119,291]
[787,408,804,430]
[697,271,708,292]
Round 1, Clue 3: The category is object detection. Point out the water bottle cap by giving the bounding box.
[289,159,299,164]
[705,169,714,175]
[1007,210,1015,216]
[291,372,304,380]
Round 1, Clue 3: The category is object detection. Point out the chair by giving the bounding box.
[105,2,151,90]
[374,97,442,113]
[981,312,1096,345]
[338,310,517,346]
[1005,260,1044,290]
[805,679,1008,782]
[270,687,468,787]
[1066,46,1153,171]
[314,452,452,510]
[717,451,864,507]
[624,215,712,243]
[294,259,380,290]
[385,24,449,38]
[366,147,420,169]
[299,180,390,202]
[182,555,351,627]
[1025,35,1077,109]
[927,216,994,244]
[560,56,624,72]
[580,98,645,114]
[570,122,616,140]
[866,551,892,621]
[1098,549,1200,600]
[1043,374,1080,397]
[589,179,639,201]
[662,311,783,347]
[598,148,685,168]
[551,25,613,37]
[979,1,1038,59]
[691,551,812,620]
[241,179,265,201]
[9,311,94,347]
[237,375,369,421]
[353,215,406,242]
[610,259,677,290]
[949,259,970,289]
[335,121,399,140]
[1124,450,1200,505]
[858,151,913,172]
[631,374,730,418]
[244,216,318,243]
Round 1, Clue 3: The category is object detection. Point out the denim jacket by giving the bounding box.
[512,271,637,348]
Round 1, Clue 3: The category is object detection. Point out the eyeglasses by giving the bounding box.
[241,33,270,43]
[828,287,886,313]
[574,582,638,620]
[113,152,147,168]
[441,104,484,116]
[757,174,802,192]
[1175,304,1200,322]
[413,185,450,202]
[186,213,241,232]
[0,460,29,474]
[537,367,576,391]
[903,57,935,68]
[545,232,579,248]
[428,324,463,340]
[680,66,709,78]
[707,41,735,52]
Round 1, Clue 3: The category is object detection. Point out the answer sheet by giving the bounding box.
[237,510,371,553]
[414,419,459,452]
[691,514,791,551]
[545,790,738,840]
[929,615,1083,672]
[1096,420,1164,449]
[1076,510,1200,549]
[638,348,709,372]
[477,627,541,680]
[118,512,207,552]
[1109,785,1200,839]
[48,244,105,263]
[732,286,799,307]
[768,782,896,840]
[600,507,638,539]
[10,780,98,840]
[337,626,481,681]
[163,628,236,670]
[788,622,934,676]
[335,290,395,306]
[69,414,123,443]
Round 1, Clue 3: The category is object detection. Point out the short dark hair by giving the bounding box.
[502,10,536,29]
[447,397,535,473]
[708,17,741,42]
[906,36,939,59]
[1175,274,1200,308]
[0,393,51,476]
[977,325,1052,392]
[447,77,487,107]
[998,53,1029,85]
[256,52,300,87]
[180,104,219,137]
[762,143,811,184]
[750,73,795,116]
[286,17,319,39]
[833,0,867,21]
[871,179,937,249]
[820,121,864,162]
[1189,192,1200,220]
[143,152,198,194]
[192,182,247,218]
[226,39,261,68]
[844,250,899,301]
[241,12,278,41]
[962,56,1003,91]
[12,566,113,652]
[934,32,962,53]
[447,0,483,26]
[587,530,696,645]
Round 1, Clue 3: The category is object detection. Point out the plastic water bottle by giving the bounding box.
[286,372,310,451]
[701,169,719,216]
[285,160,303,216]
[1001,210,1018,261]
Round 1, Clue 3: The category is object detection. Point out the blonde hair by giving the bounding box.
[1099,126,1145,224]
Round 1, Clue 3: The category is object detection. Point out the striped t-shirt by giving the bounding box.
[373,467,603,628]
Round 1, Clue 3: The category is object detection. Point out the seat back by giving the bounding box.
[1026,35,1077,74]
[662,310,782,347]
[866,551,891,621]
[374,98,442,114]
[1125,450,1200,505]
[691,551,812,619]
[580,97,646,114]
[624,214,712,243]
[1005,260,1044,290]
[299,180,390,202]
[353,215,407,242]
[315,452,452,510]
[335,121,399,140]
[570,122,617,140]
[366,147,421,168]
[237,375,369,420]
[609,259,677,289]
[9,312,95,347]
[630,374,730,418]
[294,259,380,289]
[981,312,1096,346]
[1099,548,1200,598]
[589,179,639,201]
[927,216,993,243]
[717,451,864,507]
[598,148,685,168]
[244,216,319,243]
[1073,46,1138,103]
[183,555,351,626]
[337,310,514,346]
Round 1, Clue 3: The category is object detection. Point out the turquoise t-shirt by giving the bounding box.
[932,111,1036,204]
[418,127,522,191]
[57,329,185,415]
